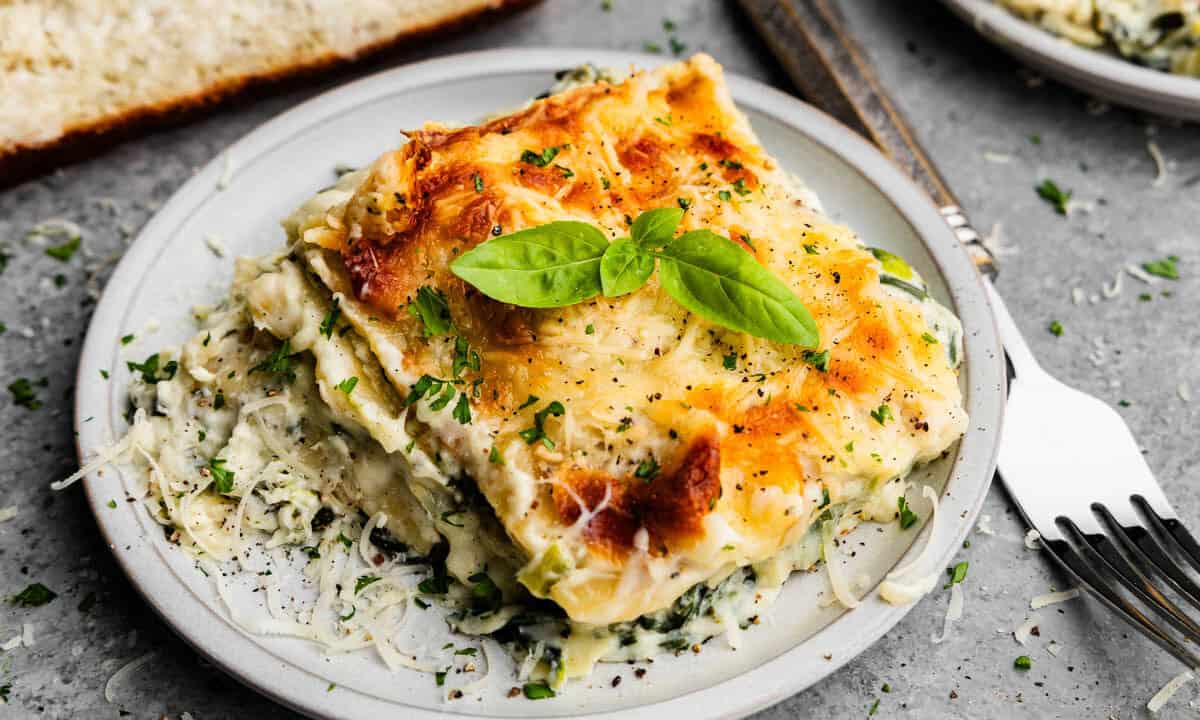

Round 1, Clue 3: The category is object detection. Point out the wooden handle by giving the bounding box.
[738,0,997,277]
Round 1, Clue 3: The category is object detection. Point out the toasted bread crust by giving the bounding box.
[0,0,539,189]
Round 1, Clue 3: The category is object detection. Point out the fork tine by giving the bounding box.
[1133,495,1200,576]
[1061,516,1200,643]
[1039,532,1200,668]
[1094,504,1200,615]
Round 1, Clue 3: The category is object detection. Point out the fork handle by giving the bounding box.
[737,0,997,278]
[983,278,1043,379]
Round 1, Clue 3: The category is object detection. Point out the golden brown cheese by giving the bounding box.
[289,54,967,625]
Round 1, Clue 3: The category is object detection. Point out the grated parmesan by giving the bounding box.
[931,583,964,644]
[104,650,158,703]
[1148,669,1194,713]
[1024,528,1042,550]
[0,506,17,523]
[1014,615,1039,645]
[1031,588,1081,609]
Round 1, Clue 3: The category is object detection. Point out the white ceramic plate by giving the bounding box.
[943,0,1200,120]
[74,48,1004,720]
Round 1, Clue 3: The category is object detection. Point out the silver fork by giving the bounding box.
[988,279,1200,669]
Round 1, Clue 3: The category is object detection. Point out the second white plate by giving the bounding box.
[944,0,1200,120]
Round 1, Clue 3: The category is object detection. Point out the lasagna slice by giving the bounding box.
[259,54,967,629]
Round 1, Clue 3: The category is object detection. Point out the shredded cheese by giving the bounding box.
[1014,615,1039,645]
[1030,588,1081,609]
[1024,528,1042,550]
[931,583,964,644]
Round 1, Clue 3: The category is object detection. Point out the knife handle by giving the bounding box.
[738,0,996,279]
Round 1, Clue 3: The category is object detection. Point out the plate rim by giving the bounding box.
[942,0,1200,118]
[73,47,1004,720]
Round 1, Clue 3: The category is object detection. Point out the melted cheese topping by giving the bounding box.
[268,54,968,625]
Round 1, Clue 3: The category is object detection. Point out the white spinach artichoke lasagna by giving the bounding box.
[101,55,967,696]
[998,0,1200,75]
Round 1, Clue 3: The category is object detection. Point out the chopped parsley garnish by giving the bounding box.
[616,416,632,433]
[523,682,556,700]
[354,575,381,594]
[520,146,560,168]
[302,546,320,560]
[418,574,450,594]
[635,456,660,480]
[518,394,539,410]
[663,18,676,31]
[407,286,453,336]
[600,176,611,190]
[717,189,732,202]
[819,487,831,509]
[435,671,447,687]
[120,334,135,345]
[1035,179,1071,215]
[719,159,743,170]
[555,164,575,178]
[45,235,81,262]
[209,458,235,493]
[870,404,892,425]
[473,173,484,193]
[585,323,595,335]
[404,374,445,406]
[1014,655,1032,670]
[1139,292,1152,302]
[921,332,939,344]
[654,116,672,127]
[213,389,226,410]
[337,533,354,549]
[945,561,969,588]
[868,698,880,716]
[732,178,751,196]
[319,299,342,339]
[669,37,687,55]
[488,446,503,464]
[844,441,854,453]
[99,369,109,380]
[1048,320,1063,337]
[107,499,117,508]
[801,349,830,372]
[519,400,565,449]
[335,377,358,394]
[452,336,481,378]
[1029,134,1041,145]
[250,340,297,383]
[897,496,918,529]
[722,352,737,370]
[454,647,477,656]
[677,197,692,211]
[643,42,662,54]
[803,244,819,255]
[1142,255,1180,280]
[7,377,45,410]
[10,582,56,607]
[452,392,472,425]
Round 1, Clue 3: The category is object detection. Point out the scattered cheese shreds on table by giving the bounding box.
[104,651,159,704]
[1024,529,1042,550]
[975,514,995,536]
[0,506,17,523]
[1031,588,1082,610]
[1014,615,1039,645]
[1148,669,1193,714]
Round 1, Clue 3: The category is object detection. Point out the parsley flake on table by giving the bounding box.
[1142,255,1180,280]
[11,582,57,607]
[7,378,45,410]
[44,235,81,262]
[944,561,969,588]
[1035,179,1071,215]
[1014,655,1032,670]
[1048,320,1063,337]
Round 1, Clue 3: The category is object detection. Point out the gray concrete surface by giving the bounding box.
[1,0,1197,717]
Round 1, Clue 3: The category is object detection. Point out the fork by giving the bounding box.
[989,279,1200,669]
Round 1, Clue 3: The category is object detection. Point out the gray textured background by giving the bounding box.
[2,1,1198,718]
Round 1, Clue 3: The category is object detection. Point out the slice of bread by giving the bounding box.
[0,0,536,185]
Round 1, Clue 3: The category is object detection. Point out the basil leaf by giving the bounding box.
[631,207,683,249]
[657,230,819,346]
[600,239,655,297]
[449,221,607,308]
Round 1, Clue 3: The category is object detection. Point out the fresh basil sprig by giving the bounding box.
[449,208,819,347]
[450,221,608,308]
